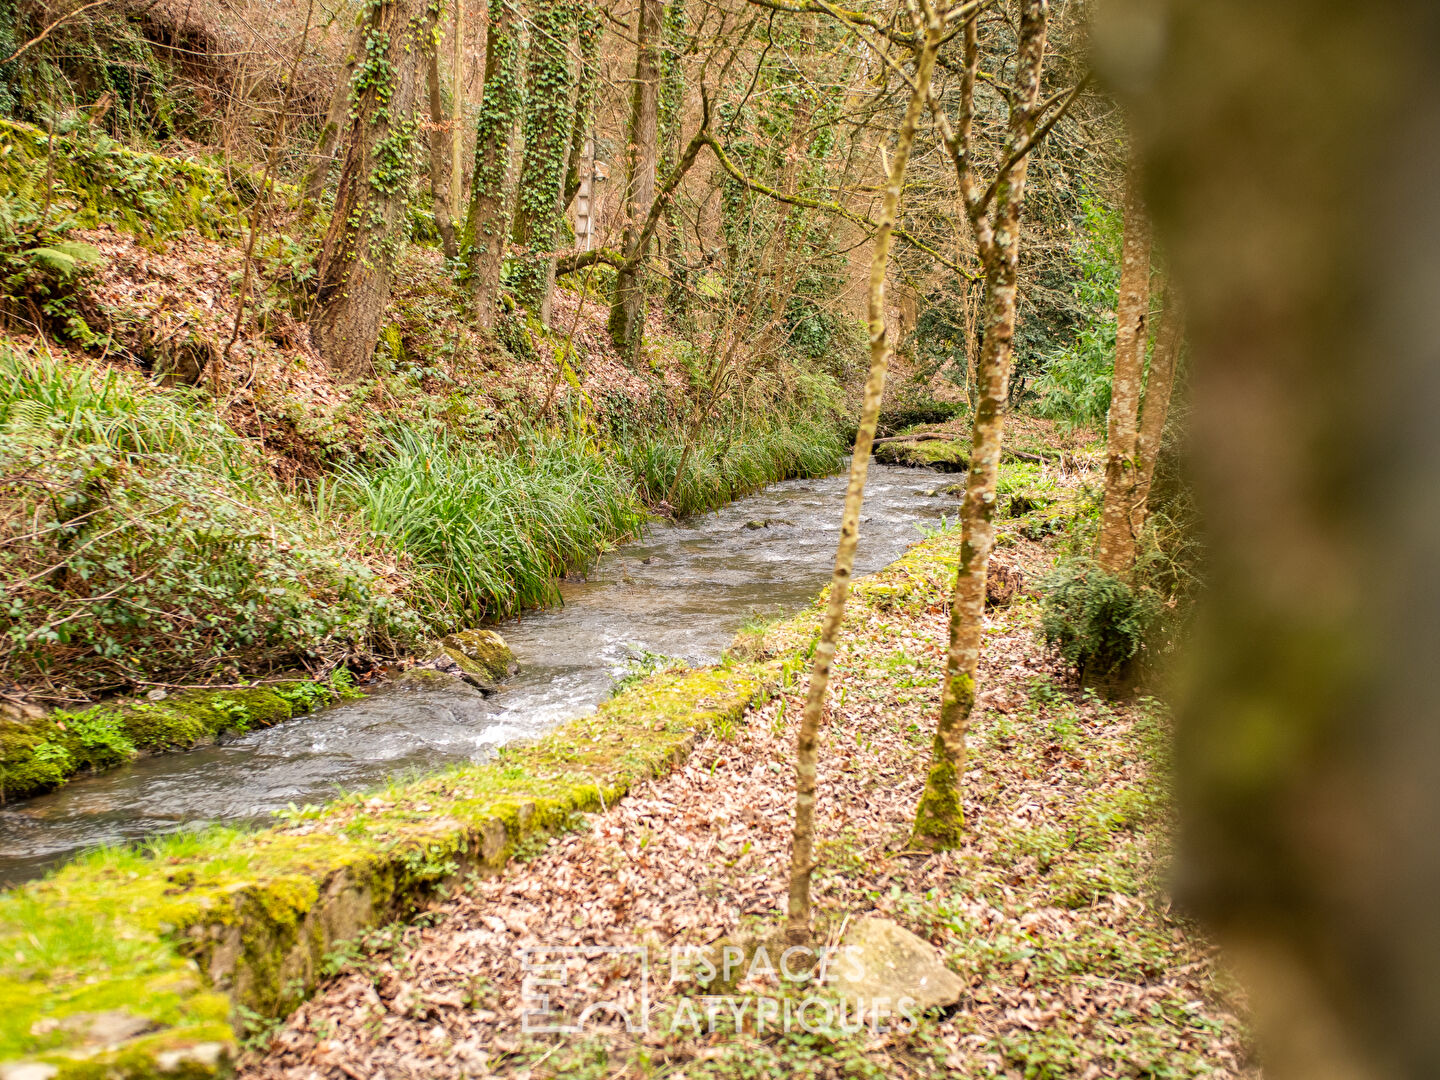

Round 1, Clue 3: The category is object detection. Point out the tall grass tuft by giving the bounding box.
[616,416,846,517]
[342,427,646,624]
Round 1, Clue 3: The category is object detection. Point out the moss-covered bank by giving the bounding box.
[0,117,244,241]
[0,677,353,802]
[0,662,767,1077]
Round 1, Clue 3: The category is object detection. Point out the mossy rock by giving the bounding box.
[439,629,517,692]
[874,438,969,472]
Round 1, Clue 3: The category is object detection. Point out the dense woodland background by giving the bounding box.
[0,0,1161,706]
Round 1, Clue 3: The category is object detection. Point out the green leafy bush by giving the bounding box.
[1040,559,1162,685]
[1033,195,1122,429]
[0,347,423,699]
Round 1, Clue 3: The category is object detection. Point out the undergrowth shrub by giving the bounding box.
[0,347,423,700]
[1040,560,1162,686]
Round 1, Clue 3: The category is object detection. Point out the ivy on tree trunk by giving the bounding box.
[311,0,437,381]
[460,0,524,329]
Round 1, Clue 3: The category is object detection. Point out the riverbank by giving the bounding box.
[0,116,873,716]
[241,464,1253,1080]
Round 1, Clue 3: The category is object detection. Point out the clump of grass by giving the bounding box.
[342,425,646,625]
[616,416,845,516]
[0,346,422,700]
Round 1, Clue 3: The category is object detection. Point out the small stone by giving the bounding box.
[146,688,168,701]
[831,917,964,1013]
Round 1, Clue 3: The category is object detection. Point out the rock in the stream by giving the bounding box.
[405,629,517,692]
[440,628,518,692]
[832,917,964,1012]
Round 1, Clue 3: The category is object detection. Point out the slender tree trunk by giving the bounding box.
[562,4,601,210]
[511,0,579,324]
[301,22,365,220]
[658,0,689,315]
[911,0,1050,851]
[1130,284,1183,531]
[311,0,436,379]
[461,0,524,328]
[449,0,465,212]
[1095,161,1153,574]
[607,0,663,358]
[426,47,459,259]
[786,22,941,946]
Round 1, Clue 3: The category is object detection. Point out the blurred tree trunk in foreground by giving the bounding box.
[1094,0,1440,1075]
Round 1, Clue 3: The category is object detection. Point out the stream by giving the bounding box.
[0,463,952,886]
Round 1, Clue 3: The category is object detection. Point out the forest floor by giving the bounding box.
[243,473,1254,1080]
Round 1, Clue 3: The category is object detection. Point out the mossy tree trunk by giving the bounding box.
[562,4,601,210]
[786,21,941,947]
[311,0,437,380]
[911,0,1051,851]
[607,0,662,358]
[460,0,524,329]
[1130,283,1183,533]
[510,0,579,325]
[425,44,459,259]
[1095,159,1153,574]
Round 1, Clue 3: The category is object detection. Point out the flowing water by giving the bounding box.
[0,464,952,886]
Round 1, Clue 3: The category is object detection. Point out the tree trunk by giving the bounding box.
[426,48,459,260]
[911,0,1050,851]
[786,22,941,947]
[300,22,365,220]
[1095,161,1153,574]
[461,0,524,329]
[510,0,579,324]
[1097,0,1440,1075]
[606,0,662,358]
[311,0,436,380]
[562,5,601,211]
[658,0,689,315]
[448,0,465,214]
[1130,283,1183,531]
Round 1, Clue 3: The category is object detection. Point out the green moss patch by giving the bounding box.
[874,435,970,471]
[0,679,348,802]
[0,663,764,1076]
[0,118,243,241]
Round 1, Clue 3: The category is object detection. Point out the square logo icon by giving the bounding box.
[518,945,650,1034]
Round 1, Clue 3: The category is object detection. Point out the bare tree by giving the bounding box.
[910,0,1056,849]
[607,0,664,357]
[786,14,942,946]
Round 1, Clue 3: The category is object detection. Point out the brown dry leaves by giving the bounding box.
[243,486,1254,1080]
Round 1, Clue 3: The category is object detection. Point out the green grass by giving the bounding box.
[615,416,846,517]
[341,426,647,624]
[0,346,423,699]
